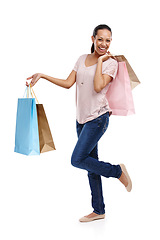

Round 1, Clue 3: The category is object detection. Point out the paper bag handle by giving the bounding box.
[24,85,39,104]
[30,86,39,104]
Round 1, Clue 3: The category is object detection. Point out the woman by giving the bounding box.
[27,24,132,223]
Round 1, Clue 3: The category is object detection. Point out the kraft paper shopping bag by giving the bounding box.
[106,61,135,116]
[36,104,56,153]
[14,97,40,155]
[115,55,140,89]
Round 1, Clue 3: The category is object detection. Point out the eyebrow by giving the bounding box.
[98,36,112,40]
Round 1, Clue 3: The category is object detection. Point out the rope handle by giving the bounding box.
[30,85,39,104]
[25,85,39,104]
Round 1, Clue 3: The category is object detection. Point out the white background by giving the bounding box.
[0,0,160,239]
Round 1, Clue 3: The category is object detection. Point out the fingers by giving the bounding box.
[26,76,32,86]
[107,51,117,60]
[26,75,34,86]
[26,76,33,80]
[26,73,39,87]
[26,81,34,87]
[30,81,35,87]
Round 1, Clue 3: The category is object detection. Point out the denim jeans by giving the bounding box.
[71,112,122,215]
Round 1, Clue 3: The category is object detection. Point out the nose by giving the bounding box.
[101,41,106,48]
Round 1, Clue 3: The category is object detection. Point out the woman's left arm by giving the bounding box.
[94,54,113,93]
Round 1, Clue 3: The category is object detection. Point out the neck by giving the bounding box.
[92,51,102,59]
[92,51,99,58]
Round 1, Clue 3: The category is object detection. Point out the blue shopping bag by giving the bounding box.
[14,87,40,155]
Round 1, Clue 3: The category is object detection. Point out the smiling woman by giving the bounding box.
[91,28,113,92]
[91,24,112,54]
[26,24,132,223]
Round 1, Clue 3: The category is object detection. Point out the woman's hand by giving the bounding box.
[98,51,116,62]
[26,73,42,87]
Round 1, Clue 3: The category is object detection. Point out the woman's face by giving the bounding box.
[92,29,112,56]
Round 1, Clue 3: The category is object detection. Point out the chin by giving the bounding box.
[96,51,106,56]
[95,49,108,56]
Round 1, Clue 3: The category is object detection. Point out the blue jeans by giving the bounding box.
[71,112,122,215]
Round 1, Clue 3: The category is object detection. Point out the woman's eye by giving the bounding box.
[98,39,102,41]
[106,40,111,43]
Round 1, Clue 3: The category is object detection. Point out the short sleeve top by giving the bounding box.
[73,54,118,124]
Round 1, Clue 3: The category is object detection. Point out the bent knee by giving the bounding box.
[71,156,78,168]
[71,153,81,168]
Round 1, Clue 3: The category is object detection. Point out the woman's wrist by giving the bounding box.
[98,58,103,64]
[99,55,110,62]
[40,73,46,79]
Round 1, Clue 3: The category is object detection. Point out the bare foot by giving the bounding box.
[119,171,128,187]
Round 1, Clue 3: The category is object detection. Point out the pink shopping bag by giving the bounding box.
[106,61,135,116]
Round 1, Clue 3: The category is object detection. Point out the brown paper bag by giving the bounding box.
[36,104,56,153]
[114,55,140,89]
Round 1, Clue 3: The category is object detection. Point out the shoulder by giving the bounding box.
[102,57,118,77]
[103,57,118,68]
[76,54,88,65]
[76,54,87,61]
[73,54,87,72]
[74,54,87,65]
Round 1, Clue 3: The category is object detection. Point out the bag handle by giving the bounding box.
[30,86,39,104]
[25,84,32,98]
[24,85,39,104]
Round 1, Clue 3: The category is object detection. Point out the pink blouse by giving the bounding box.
[73,54,118,124]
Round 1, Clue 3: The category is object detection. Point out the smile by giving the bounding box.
[98,47,106,51]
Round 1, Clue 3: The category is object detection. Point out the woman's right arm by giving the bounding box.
[26,70,76,89]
